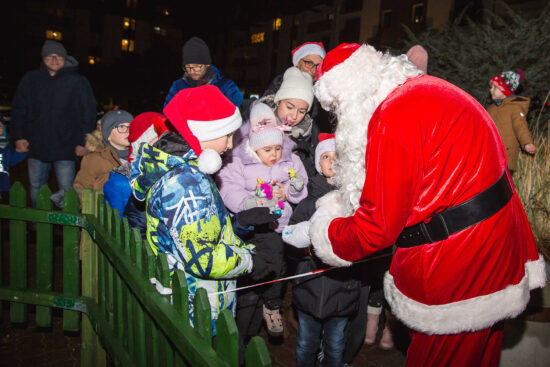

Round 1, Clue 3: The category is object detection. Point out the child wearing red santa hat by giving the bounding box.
[129,85,278,336]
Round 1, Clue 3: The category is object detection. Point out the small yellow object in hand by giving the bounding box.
[288,169,296,178]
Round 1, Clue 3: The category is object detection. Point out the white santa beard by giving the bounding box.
[314,45,421,213]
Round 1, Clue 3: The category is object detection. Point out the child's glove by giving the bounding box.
[289,173,304,194]
[236,207,281,227]
[282,221,311,248]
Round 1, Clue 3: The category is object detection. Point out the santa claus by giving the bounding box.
[295,43,546,366]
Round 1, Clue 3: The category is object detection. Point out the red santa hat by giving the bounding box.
[128,112,170,162]
[316,43,361,80]
[292,42,326,66]
[162,85,242,174]
[315,133,336,174]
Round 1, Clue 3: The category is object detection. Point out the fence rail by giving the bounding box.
[0,183,271,367]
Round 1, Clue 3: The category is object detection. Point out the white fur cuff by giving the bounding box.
[526,253,548,290]
[316,190,350,217]
[310,215,352,267]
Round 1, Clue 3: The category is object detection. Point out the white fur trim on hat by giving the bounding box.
[130,125,157,161]
[188,108,242,142]
[197,148,222,174]
[315,138,336,174]
[384,253,547,335]
[292,43,326,66]
[274,67,314,111]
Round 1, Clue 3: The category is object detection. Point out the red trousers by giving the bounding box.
[406,322,504,367]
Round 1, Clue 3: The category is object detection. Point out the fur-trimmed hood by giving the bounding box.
[84,129,105,153]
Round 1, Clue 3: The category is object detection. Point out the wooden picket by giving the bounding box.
[0,182,272,367]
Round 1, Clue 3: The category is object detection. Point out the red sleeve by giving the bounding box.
[328,105,423,261]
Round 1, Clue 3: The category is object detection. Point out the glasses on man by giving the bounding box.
[184,64,205,72]
[114,124,130,133]
[300,59,321,70]
[44,54,65,60]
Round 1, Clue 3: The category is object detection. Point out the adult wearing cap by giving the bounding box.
[286,43,546,366]
[163,36,243,108]
[130,85,279,336]
[11,40,97,207]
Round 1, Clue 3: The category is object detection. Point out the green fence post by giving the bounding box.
[104,201,114,324]
[172,270,189,366]
[81,189,107,367]
[142,243,157,367]
[62,188,80,331]
[130,228,146,367]
[120,217,132,353]
[155,253,174,367]
[9,182,27,323]
[245,336,272,367]
[193,288,212,342]
[96,193,107,319]
[35,185,53,327]
[216,310,239,367]
[110,209,124,340]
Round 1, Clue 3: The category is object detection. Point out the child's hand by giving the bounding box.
[524,143,536,155]
[272,182,286,202]
[283,221,311,248]
[15,139,29,153]
[289,174,304,194]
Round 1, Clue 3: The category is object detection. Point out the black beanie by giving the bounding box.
[182,37,212,65]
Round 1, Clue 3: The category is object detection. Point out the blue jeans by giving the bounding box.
[296,310,348,367]
[28,158,75,207]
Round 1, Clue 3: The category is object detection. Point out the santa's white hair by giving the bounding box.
[314,44,422,213]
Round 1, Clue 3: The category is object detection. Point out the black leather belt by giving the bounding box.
[396,172,513,248]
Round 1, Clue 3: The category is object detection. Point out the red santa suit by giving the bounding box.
[309,44,546,366]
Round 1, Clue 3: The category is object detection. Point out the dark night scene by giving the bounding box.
[1,0,549,366]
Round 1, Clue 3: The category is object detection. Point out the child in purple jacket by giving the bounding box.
[217,102,308,343]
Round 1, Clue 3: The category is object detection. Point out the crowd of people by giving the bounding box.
[4,36,546,367]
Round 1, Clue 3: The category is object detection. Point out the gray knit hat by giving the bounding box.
[182,37,212,65]
[101,109,134,143]
[41,40,67,58]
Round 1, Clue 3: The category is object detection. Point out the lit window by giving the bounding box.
[154,26,166,36]
[123,17,130,29]
[45,30,62,41]
[273,18,282,31]
[251,32,265,44]
[164,9,169,16]
[121,38,129,51]
[88,56,96,65]
[412,3,425,24]
[129,40,135,52]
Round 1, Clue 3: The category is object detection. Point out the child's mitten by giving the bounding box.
[282,221,311,248]
[289,173,304,194]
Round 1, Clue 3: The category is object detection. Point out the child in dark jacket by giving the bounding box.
[0,119,27,203]
[283,133,360,367]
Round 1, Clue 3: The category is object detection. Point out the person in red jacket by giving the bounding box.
[299,43,546,366]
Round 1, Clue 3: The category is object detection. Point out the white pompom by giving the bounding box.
[198,148,222,174]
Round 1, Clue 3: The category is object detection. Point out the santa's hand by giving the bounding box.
[282,221,311,248]
[310,207,329,222]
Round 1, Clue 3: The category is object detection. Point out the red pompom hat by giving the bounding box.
[128,112,170,162]
[162,85,242,174]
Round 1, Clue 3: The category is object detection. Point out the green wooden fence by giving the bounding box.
[0,183,272,367]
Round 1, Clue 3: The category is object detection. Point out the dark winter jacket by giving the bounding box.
[11,57,97,161]
[164,65,243,107]
[290,174,360,319]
